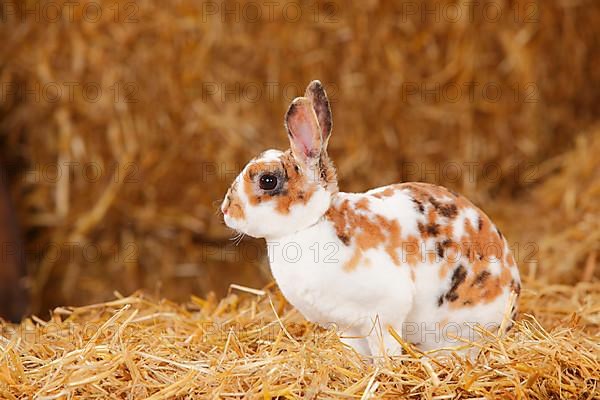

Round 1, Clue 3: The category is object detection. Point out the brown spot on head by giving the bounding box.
[226,200,245,220]
[222,183,245,220]
[318,151,338,193]
[241,151,326,215]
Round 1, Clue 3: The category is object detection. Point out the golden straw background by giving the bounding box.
[0,0,599,397]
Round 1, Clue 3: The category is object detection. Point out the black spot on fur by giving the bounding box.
[318,157,327,179]
[267,188,286,197]
[445,291,459,302]
[437,295,444,307]
[281,161,290,179]
[497,228,503,239]
[472,271,490,287]
[445,265,467,302]
[478,217,483,231]
[436,242,444,258]
[412,198,425,213]
[418,222,439,236]
[429,196,457,218]
[338,234,350,246]
[439,204,458,218]
[426,223,440,236]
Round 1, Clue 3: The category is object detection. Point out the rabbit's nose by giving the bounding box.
[221,195,231,214]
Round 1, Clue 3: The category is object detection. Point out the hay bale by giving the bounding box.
[491,127,600,284]
[0,0,599,312]
[0,281,598,398]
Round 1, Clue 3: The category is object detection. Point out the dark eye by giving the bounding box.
[259,174,278,191]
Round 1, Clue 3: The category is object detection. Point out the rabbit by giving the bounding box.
[221,80,521,359]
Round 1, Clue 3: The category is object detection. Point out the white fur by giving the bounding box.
[267,214,415,358]
[224,181,521,360]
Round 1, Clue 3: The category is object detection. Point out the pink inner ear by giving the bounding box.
[293,112,315,156]
[287,100,321,159]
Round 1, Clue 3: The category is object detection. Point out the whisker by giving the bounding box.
[229,232,244,243]
[234,233,246,246]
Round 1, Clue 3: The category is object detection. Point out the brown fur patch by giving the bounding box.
[449,267,513,309]
[325,198,403,272]
[223,182,245,219]
[360,182,519,309]
[318,151,338,193]
[242,151,319,215]
[227,202,245,219]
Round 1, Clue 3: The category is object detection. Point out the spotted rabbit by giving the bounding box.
[221,80,521,358]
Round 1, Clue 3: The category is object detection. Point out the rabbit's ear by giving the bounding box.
[304,80,332,148]
[285,97,322,166]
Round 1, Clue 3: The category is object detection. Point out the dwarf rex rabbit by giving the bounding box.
[221,80,521,358]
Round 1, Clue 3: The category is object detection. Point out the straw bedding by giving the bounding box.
[0,280,598,398]
[0,0,599,310]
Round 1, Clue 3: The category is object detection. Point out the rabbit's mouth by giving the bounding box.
[223,213,250,237]
[223,213,239,231]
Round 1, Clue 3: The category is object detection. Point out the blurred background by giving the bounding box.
[0,0,598,319]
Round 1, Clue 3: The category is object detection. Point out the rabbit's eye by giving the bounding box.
[259,174,278,191]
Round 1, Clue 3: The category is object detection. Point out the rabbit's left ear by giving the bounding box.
[304,80,332,147]
[285,97,322,167]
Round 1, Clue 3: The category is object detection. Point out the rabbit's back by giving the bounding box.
[325,182,521,339]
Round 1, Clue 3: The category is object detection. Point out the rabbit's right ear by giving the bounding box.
[304,80,332,148]
[285,97,322,168]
